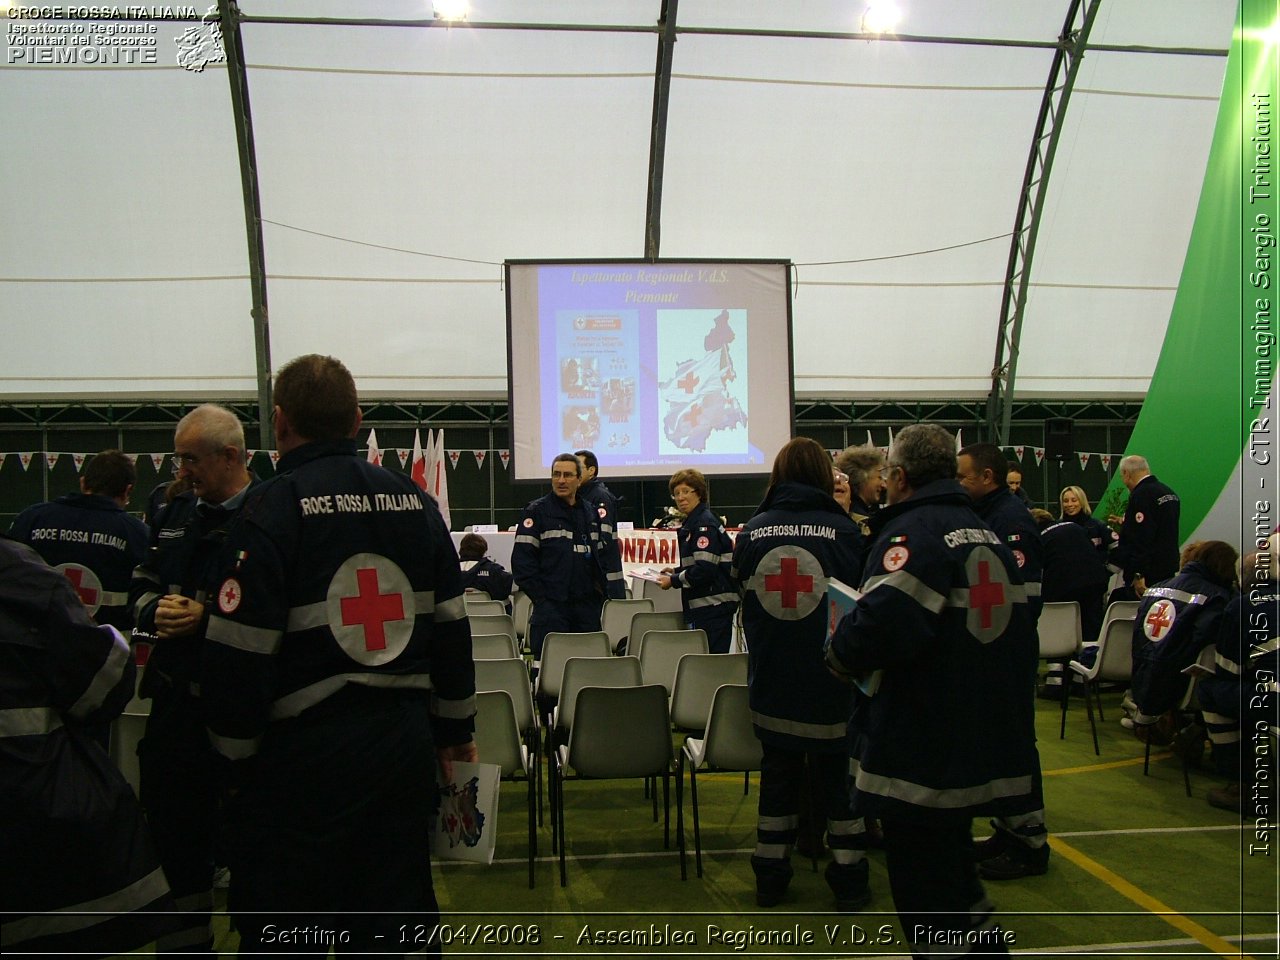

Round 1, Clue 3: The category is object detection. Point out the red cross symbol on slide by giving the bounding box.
[1146,601,1174,639]
[969,560,1005,629]
[677,371,700,394]
[340,567,405,652]
[63,567,99,607]
[765,556,814,609]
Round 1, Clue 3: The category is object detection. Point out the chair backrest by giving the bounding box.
[536,630,612,701]
[1099,599,1140,639]
[463,588,493,601]
[473,690,525,778]
[670,652,749,732]
[638,629,709,695]
[626,611,689,657]
[566,684,672,779]
[474,657,537,735]
[466,598,506,617]
[472,632,520,660]
[511,591,533,641]
[1097,617,1135,683]
[469,612,516,641]
[600,597,655,650]
[1038,601,1082,660]
[701,684,763,772]
[558,655,643,731]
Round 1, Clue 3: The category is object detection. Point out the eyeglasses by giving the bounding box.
[171,453,202,471]
[833,472,849,484]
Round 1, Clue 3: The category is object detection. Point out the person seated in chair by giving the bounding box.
[459,532,514,605]
[1130,540,1237,744]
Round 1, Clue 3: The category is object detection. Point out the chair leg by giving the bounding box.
[1085,681,1100,755]
[662,770,670,850]
[527,771,536,889]
[1095,684,1106,722]
[743,770,750,796]
[557,758,567,887]
[1059,666,1070,740]
[651,773,659,823]
[1143,736,1151,776]
[676,753,687,880]
[690,764,704,879]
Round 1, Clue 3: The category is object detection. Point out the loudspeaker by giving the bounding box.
[1045,418,1074,461]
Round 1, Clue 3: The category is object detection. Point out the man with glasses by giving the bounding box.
[512,453,625,659]
[128,403,255,954]
[827,424,1037,956]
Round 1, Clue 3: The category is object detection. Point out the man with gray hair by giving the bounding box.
[128,402,255,954]
[1110,454,1180,598]
[826,423,1037,956]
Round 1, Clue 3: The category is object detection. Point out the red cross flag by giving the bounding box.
[752,545,825,621]
[56,563,103,616]
[964,547,1013,643]
[326,553,415,666]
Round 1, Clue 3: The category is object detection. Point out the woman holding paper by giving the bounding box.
[657,468,738,653]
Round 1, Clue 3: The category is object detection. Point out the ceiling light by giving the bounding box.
[862,2,902,35]
[433,0,469,22]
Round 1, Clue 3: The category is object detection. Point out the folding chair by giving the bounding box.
[472,633,520,660]
[549,656,643,852]
[638,629,709,697]
[599,597,654,654]
[463,588,492,601]
[554,684,674,886]
[1037,601,1081,738]
[676,684,761,879]
[469,612,516,645]
[625,611,688,658]
[670,652,749,734]
[474,657,541,824]
[465,598,506,617]
[511,591,533,648]
[472,690,538,887]
[1068,616,1135,754]
[1143,643,1218,796]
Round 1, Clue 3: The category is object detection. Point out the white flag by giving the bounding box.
[411,429,428,491]
[431,429,451,530]
[366,428,383,467]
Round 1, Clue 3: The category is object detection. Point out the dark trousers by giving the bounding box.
[528,596,603,659]
[881,811,1010,957]
[138,694,218,954]
[688,607,736,655]
[223,689,442,956]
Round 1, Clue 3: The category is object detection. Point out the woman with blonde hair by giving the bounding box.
[1058,485,1115,563]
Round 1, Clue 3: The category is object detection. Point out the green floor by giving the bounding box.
[181,689,1274,956]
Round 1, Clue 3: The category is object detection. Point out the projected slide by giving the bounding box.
[507,261,792,481]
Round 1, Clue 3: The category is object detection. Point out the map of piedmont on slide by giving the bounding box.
[656,308,748,455]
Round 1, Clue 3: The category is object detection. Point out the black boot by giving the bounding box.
[824,858,871,912]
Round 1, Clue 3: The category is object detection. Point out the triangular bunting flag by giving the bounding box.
[1078,452,1091,471]
[127,453,140,467]
[955,428,963,452]
[46,452,60,471]
[268,450,281,468]
[474,450,487,469]
[19,452,35,472]
[396,448,410,469]
[447,449,461,469]
[150,453,167,473]
[499,449,511,470]
[1033,447,1045,467]
[1101,453,1113,471]
[0,453,6,472]
[247,449,257,461]
[1014,445,1025,462]
[73,452,87,473]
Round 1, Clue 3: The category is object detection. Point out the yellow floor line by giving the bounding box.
[1052,836,1251,959]
[1045,753,1171,776]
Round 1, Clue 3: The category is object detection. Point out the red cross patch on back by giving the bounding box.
[55,563,103,616]
[964,546,1013,644]
[327,553,415,666]
[753,545,825,622]
[1144,599,1176,640]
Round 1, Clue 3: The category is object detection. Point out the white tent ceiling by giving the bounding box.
[0,0,1235,400]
